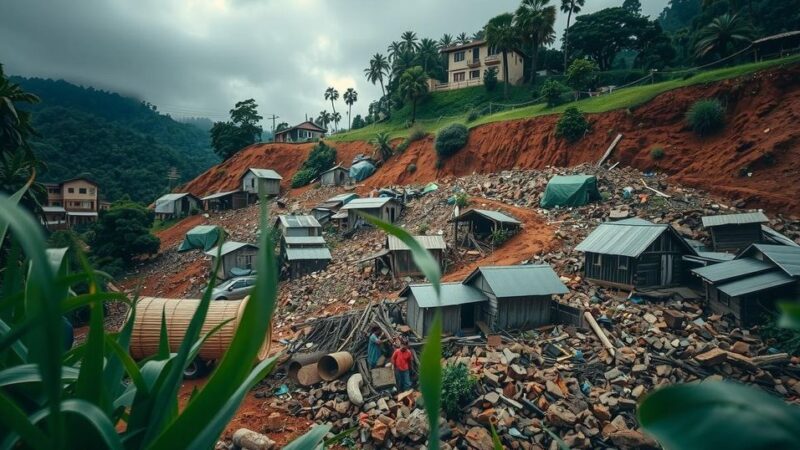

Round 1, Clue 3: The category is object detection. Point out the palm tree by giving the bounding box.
[387,41,404,63]
[485,13,520,98]
[398,66,428,124]
[472,30,486,41]
[392,51,418,81]
[343,88,358,130]
[371,132,393,161]
[317,110,332,130]
[694,13,754,59]
[400,31,420,53]
[0,64,39,152]
[324,87,339,130]
[456,32,471,45]
[331,111,342,133]
[364,53,390,100]
[417,38,441,74]
[560,0,586,71]
[515,0,557,83]
[438,33,454,49]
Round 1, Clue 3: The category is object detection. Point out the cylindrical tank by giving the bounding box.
[317,351,354,381]
[129,296,271,362]
[288,351,326,381]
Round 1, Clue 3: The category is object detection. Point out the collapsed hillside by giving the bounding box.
[181,64,800,216]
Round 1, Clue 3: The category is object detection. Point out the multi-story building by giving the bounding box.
[42,177,100,229]
[434,40,525,92]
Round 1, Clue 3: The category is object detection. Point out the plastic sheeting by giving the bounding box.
[349,160,376,181]
[540,175,601,209]
[178,225,222,252]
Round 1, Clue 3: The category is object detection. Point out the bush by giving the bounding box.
[406,163,417,173]
[435,123,469,158]
[396,140,410,153]
[566,59,599,93]
[686,99,725,136]
[466,109,480,122]
[417,222,429,234]
[291,141,337,187]
[291,168,316,188]
[650,146,665,160]
[483,67,498,92]
[453,192,469,207]
[555,107,590,142]
[490,228,510,246]
[441,363,476,418]
[408,126,427,142]
[540,79,570,107]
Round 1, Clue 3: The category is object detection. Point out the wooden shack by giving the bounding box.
[319,165,351,187]
[312,193,359,224]
[205,241,259,280]
[385,235,446,277]
[284,245,332,279]
[402,283,488,336]
[339,197,403,231]
[452,209,521,248]
[575,218,696,290]
[701,212,768,252]
[692,244,800,326]
[202,191,248,211]
[273,215,322,237]
[463,265,568,331]
[154,193,201,220]
[241,168,282,198]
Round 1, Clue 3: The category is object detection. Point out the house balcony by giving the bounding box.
[485,55,501,65]
[467,58,481,68]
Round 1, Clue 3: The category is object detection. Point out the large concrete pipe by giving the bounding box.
[295,364,322,386]
[129,296,271,362]
[287,351,326,382]
[317,351,354,381]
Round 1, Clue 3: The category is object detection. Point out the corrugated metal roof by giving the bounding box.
[277,214,321,229]
[457,209,521,224]
[328,193,359,203]
[749,244,800,277]
[692,258,774,283]
[156,193,190,202]
[285,247,332,261]
[248,168,282,180]
[695,251,736,262]
[387,235,447,251]
[615,218,654,225]
[340,197,395,210]
[718,270,795,297]
[331,211,348,219]
[201,190,238,201]
[702,212,768,228]
[403,282,488,308]
[762,226,800,247]
[283,236,326,246]
[574,221,670,257]
[467,265,568,297]
[205,241,257,257]
[320,165,348,175]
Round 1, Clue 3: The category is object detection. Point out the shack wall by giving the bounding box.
[710,223,762,252]
[496,295,552,330]
[583,252,635,287]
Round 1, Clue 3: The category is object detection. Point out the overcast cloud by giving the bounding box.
[1,0,666,128]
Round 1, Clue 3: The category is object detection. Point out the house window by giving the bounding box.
[592,253,602,266]
[470,70,480,79]
[453,72,466,82]
[68,188,74,194]
[454,51,465,62]
[472,47,480,61]
[488,46,499,56]
[618,257,628,270]
[79,188,87,194]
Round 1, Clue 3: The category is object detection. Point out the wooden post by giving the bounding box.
[584,311,615,357]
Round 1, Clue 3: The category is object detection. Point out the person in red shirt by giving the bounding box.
[391,338,413,391]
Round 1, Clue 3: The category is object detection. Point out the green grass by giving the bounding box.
[332,55,800,142]
[151,217,181,233]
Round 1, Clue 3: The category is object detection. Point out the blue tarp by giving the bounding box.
[349,160,376,181]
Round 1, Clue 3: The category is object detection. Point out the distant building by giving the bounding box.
[701,212,769,253]
[273,214,322,238]
[201,191,248,211]
[319,165,351,187]
[385,235,446,278]
[274,121,326,143]
[241,168,282,197]
[205,241,259,280]
[434,40,525,92]
[452,208,521,247]
[281,236,332,279]
[312,193,359,225]
[339,197,403,231]
[43,177,100,228]
[154,193,201,220]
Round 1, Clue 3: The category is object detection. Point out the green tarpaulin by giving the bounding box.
[540,175,601,209]
[178,225,222,252]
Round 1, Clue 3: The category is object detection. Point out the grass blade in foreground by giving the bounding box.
[283,423,332,450]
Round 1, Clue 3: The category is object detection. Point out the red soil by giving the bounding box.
[179,64,800,216]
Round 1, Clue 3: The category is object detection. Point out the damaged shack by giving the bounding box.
[319,165,351,187]
[452,209,521,249]
[202,190,248,211]
[339,197,403,231]
[312,193,359,224]
[575,218,696,290]
[702,211,769,252]
[274,214,322,237]
[241,168,282,198]
[154,193,200,220]
[402,282,488,336]
[384,235,446,278]
[282,237,332,279]
[205,241,258,280]
[692,244,800,326]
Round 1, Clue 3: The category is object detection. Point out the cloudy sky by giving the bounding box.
[1,0,666,129]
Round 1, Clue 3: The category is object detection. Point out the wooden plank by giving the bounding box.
[640,178,671,198]
[596,133,623,167]
[584,311,616,357]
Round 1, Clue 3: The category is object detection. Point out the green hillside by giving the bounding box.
[12,76,219,203]
[333,55,800,142]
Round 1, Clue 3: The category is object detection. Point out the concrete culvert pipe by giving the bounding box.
[287,351,326,382]
[317,351,354,381]
[129,296,271,362]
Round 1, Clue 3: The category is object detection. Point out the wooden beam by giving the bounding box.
[597,133,623,167]
[640,178,671,198]
[584,311,616,357]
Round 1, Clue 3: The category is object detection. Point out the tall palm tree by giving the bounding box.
[560,0,586,72]
[694,13,754,58]
[331,111,342,132]
[417,38,441,74]
[472,30,486,41]
[324,87,339,130]
[317,110,332,130]
[515,0,557,83]
[456,32,471,45]
[438,33,454,49]
[485,13,520,98]
[364,53,390,100]
[387,41,404,63]
[392,51,418,81]
[371,132,393,162]
[343,88,358,130]
[398,66,429,124]
[400,31,420,53]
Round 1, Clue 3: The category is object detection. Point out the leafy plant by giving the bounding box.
[686,99,725,136]
[441,363,476,418]
[371,132,393,162]
[540,79,570,107]
[90,199,160,273]
[417,222,429,234]
[407,126,427,142]
[490,228,510,246]
[406,163,417,173]
[483,67,499,92]
[466,109,480,122]
[435,124,469,158]
[565,58,598,93]
[291,141,337,187]
[291,168,316,188]
[650,146,665,160]
[453,191,469,207]
[555,107,589,142]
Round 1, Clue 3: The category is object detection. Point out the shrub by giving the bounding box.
[417,222,429,234]
[540,79,570,107]
[441,363,476,418]
[490,228,510,246]
[466,109,480,122]
[291,141,337,187]
[291,168,316,187]
[555,107,590,142]
[453,192,469,207]
[406,163,417,173]
[396,140,410,153]
[435,123,469,158]
[566,59,599,93]
[408,126,427,142]
[650,146,665,160]
[483,67,498,92]
[686,99,725,136]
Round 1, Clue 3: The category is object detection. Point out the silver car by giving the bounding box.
[211,276,256,300]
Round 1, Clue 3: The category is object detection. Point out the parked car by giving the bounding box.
[211,276,256,300]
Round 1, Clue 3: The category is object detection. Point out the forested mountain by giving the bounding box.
[11,76,219,203]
